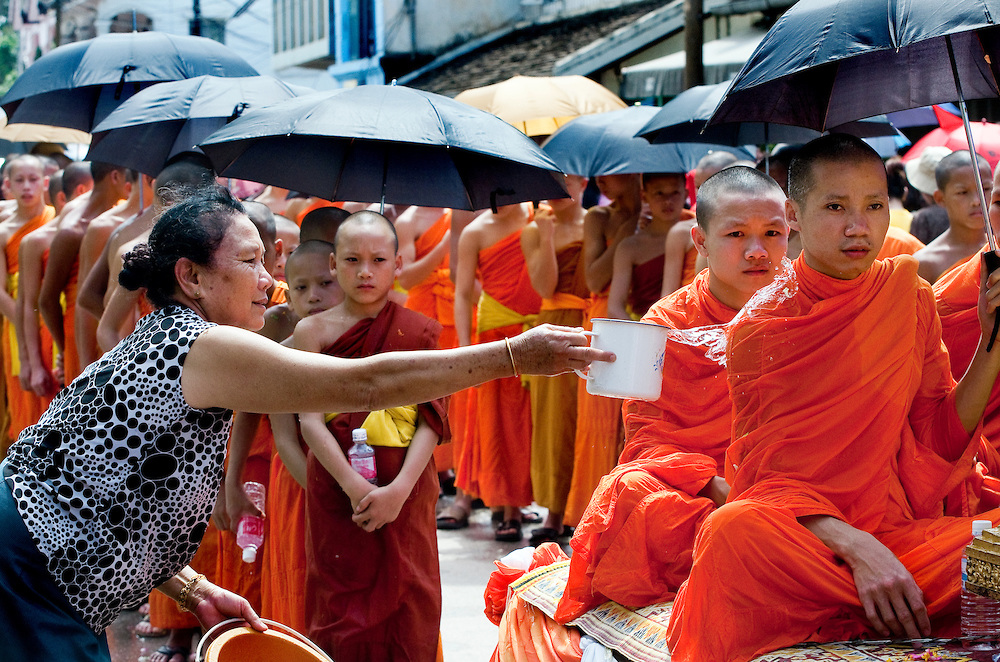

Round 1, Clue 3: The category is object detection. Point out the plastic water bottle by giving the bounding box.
[236,481,266,564]
[348,428,377,484]
[962,519,1000,640]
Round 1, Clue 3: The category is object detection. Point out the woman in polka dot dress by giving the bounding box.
[0,187,613,661]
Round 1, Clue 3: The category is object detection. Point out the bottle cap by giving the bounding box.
[242,545,258,563]
[352,428,367,443]
[973,519,993,537]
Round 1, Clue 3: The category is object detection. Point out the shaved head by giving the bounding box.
[333,210,398,253]
[696,166,785,230]
[788,134,884,205]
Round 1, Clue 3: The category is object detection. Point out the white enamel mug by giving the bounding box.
[574,318,668,401]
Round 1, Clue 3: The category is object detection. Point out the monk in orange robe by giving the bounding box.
[667,135,1000,662]
[556,167,789,623]
[397,207,469,498]
[937,247,1000,448]
[38,162,129,385]
[521,177,588,543]
[564,175,642,529]
[0,155,55,446]
[296,212,447,661]
[455,203,540,533]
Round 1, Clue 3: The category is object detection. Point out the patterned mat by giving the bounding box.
[510,561,988,662]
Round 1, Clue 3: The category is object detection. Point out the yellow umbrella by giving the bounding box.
[0,111,90,144]
[455,75,626,137]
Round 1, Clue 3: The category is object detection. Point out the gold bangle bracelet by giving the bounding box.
[504,337,519,377]
[177,573,205,612]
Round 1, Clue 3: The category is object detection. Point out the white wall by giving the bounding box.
[93,1,274,75]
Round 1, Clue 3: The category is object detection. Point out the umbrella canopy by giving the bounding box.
[637,81,900,145]
[708,0,1000,130]
[87,75,309,176]
[0,122,90,145]
[454,75,626,137]
[542,106,751,177]
[904,120,1000,170]
[1,31,259,132]
[199,85,568,211]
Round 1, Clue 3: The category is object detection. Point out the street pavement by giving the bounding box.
[105,497,564,662]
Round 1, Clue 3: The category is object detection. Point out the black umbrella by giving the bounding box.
[542,106,750,177]
[708,0,1000,347]
[637,81,900,145]
[1,31,258,132]
[87,75,309,176]
[198,85,568,211]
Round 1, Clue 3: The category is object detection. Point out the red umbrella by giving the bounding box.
[904,120,1000,170]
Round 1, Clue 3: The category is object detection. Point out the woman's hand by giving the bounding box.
[508,324,615,376]
[189,580,268,633]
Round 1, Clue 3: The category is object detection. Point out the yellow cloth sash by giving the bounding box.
[477,291,538,334]
[6,272,19,375]
[540,292,588,312]
[324,404,418,447]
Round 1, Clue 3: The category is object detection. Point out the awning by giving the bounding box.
[621,30,765,100]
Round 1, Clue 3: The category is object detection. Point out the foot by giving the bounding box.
[436,503,470,530]
[149,645,189,662]
[495,519,523,542]
[139,602,150,616]
[521,509,543,524]
[528,527,562,546]
[133,618,168,638]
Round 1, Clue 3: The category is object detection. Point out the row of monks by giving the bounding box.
[489,134,1000,662]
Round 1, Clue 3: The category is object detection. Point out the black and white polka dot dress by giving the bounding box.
[3,305,233,632]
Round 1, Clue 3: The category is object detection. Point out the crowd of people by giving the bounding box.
[0,120,998,662]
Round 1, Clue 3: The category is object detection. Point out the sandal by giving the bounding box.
[521,509,543,524]
[150,644,190,662]
[529,525,575,546]
[436,504,469,530]
[495,519,523,542]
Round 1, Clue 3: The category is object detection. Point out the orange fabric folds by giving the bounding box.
[556,271,735,622]
[666,256,994,662]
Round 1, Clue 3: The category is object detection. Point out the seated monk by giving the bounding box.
[666,134,1000,662]
[555,166,789,622]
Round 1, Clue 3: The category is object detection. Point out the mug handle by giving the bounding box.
[573,331,596,379]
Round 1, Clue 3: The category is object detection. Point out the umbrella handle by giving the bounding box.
[985,251,1000,352]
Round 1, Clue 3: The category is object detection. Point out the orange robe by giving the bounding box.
[305,302,446,661]
[215,413,273,612]
[876,225,925,260]
[460,229,541,507]
[680,245,699,287]
[556,271,736,622]
[403,210,467,474]
[666,255,996,662]
[4,206,55,443]
[260,444,308,633]
[935,250,1000,463]
[62,255,81,384]
[627,253,664,318]
[528,242,588,516]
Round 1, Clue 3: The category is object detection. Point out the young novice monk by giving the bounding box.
[296,211,448,661]
[608,173,687,319]
[520,176,588,545]
[667,135,1000,662]
[914,150,992,283]
[0,155,54,446]
[556,166,789,622]
[260,240,341,633]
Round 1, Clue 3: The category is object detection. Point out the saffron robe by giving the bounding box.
[529,242,588,515]
[260,444,308,633]
[306,302,447,662]
[666,255,998,662]
[4,206,55,443]
[460,229,540,507]
[402,210,467,474]
[556,271,736,622]
[628,253,664,318]
[680,245,699,288]
[934,249,1000,475]
[876,225,925,260]
[62,255,81,384]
